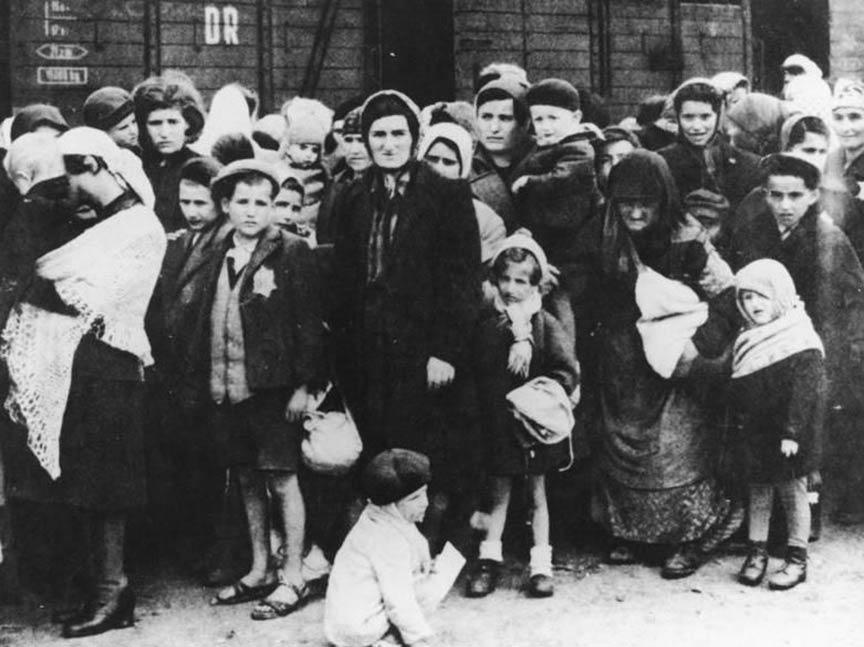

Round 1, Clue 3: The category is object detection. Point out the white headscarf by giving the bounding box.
[416,122,473,179]
[191,83,254,156]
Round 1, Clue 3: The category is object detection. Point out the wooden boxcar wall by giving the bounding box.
[830,0,864,81]
[4,0,748,123]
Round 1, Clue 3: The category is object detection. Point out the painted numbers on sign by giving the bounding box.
[37,66,88,85]
[44,0,76,38]
[36,43,88,60]
[204,5,240,45]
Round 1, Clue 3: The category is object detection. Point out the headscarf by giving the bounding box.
[832,78,864,112]
[784,75,833,121]
[711,71,750,96]
[725,93,792,156]
[58,126,155,208]
[360,90,420,146]
[602,150,683,275]
[191,83,254,156]
[416,122,473,179]
[10,104,69,142]
[3,132,65,195]
[732,259,823,378]
[782,54,823,81]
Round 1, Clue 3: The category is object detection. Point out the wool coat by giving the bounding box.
[180,226,325,410]
[470,145,526,234]
[474,306,579,475]
[329,161,482,485]
[731,349,826,482]
[144,146,199,232]
[728,206,864,409]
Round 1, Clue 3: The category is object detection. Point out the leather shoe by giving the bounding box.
[661,545,703,580]
[527,573,554,598]
[62,587,135,638]
[768,547,807,591]
[737,543,768,586]
[465,559,500,598]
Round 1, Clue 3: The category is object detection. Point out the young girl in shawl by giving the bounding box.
[731,259,826,590]
[465,233,579,599]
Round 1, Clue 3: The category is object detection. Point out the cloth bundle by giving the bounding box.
[506,376,575,445]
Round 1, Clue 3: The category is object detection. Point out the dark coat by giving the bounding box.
[181,226,326,409]
[144,146,199,232]
[728,206,864,409]
[658,136,760,211]
[470,145,526,234]
[474,307,579,475]
[512,134,600,266]
[329,161,482,479]
[731,349,826,482]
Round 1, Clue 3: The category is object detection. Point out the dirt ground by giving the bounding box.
[2,516,864,647]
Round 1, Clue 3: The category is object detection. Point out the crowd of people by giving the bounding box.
[0,52,863,645]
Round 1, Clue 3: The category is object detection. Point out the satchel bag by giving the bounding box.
[301,384,362,475]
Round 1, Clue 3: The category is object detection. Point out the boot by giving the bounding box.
[768,546,807,591]
[465,560,500,598]
[661,544,703,579]
[527,545,554,598]
[737,542,768,586]
[62,586,135,638]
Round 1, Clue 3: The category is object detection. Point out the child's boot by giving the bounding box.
[465,540,501,598]
[527,544,554,598]
[768,546,807,590]
[737,541,768,586]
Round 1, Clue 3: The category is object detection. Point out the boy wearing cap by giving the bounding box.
[83,87,140,153]
[182,159,325,618]
[325,449,434,647]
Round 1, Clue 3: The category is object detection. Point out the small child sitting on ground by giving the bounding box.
[731,258,826,591]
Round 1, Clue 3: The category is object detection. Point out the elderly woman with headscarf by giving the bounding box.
[1,127,165,638]
[329,90,482,550]
[659,79,761,211]
[570,150,741,578]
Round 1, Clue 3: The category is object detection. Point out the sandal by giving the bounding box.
[250,582,310,621]
[209,579,278,606]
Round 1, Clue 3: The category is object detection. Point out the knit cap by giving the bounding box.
[361,449,432,505]
[526,79,581,112]
[683,189,729,216]
[475,75,529,112]
[281,97,333,146]
[832,78,864,112]
[83,87,135,132]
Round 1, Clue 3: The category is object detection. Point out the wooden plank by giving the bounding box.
[272,46,360,68]
[458,33,525,50]
[13,17,146,43]
[609,35,644,53]
[18,42,144,66]
[454,0,523,13]
[527,33,589,51]
[527,15,591,33]
[527,0,589,14]
[455,12,524,32]
[527,50,591,68]
[160,44,260,68]
[158,22,260,46]
[13,0,149,21]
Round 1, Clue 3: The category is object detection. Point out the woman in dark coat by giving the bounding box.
[329,90,482,547]
[659,79,761,211]
[572,150,741,578]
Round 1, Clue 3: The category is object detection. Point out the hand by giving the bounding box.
[426,357,455,390]
[508,340,532,378]
[541,263,560,293]
[285,385,310,422]
[807,469,822,489]
[511,176,530,194]
[780,439,799,457]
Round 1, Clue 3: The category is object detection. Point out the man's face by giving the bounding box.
[178,179,219,231]
[221,179,273,241]
[367,115,413,170]
[107,113,140,150]
[764,175,819,233]
[476,99,520,155]
[146,108,187,156]
[678,100,718,147]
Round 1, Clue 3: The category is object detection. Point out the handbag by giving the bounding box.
[301,383,362,475]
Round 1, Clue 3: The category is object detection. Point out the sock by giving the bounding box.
[478,540,503,563]
[529,544,553,577]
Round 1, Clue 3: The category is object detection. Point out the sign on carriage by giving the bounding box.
[35,43,88,61]
[36,66,88,85]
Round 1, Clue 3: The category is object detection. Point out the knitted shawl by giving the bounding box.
[1,203,166,478]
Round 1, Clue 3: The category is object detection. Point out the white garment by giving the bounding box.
[325,504,433,647]
[1,204,166,478]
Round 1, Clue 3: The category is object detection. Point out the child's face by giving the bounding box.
[285,142,321,168]
[617,199,660,234]
[272,187,303,229]
[530,104,581,147]
[678,100,718,147]
[179,179,219,231]
[145,107,188,156]
[764,175,819,233]
[832,108,864,153]
[739,289,775,325]
[343,133,371,172]
[496,259,537,305]
[107,113,139,150]
[396,485,429,524]
[423,141,461,180]
[787,132,829,172]
[221,179,273,241]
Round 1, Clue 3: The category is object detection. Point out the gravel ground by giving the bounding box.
[2,519,864,647]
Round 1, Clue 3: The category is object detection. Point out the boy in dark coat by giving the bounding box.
[182,159,325,619]
[731,259,826,590]
[466,233,579,600]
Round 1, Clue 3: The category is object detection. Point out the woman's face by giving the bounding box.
[107,113,140,150]
[599,140,635,186]
[617,198,661,234]
[739,289,775,325]
[476,98,520,157]
[423,141,461,180]
[367,114,413,170]
[146,107,188,156]
[678,100,718,147]
[342,133,371,172]
[832,108,864,154]
[787,131,829,172]
[396,485,429,524]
